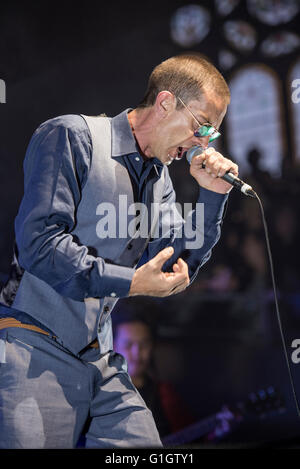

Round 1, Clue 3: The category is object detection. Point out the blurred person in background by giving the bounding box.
[112,307,236,444]
[113,310,194,438]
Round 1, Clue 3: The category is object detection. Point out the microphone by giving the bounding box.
[185,146,256,198]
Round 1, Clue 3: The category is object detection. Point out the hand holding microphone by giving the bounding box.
[185,146,256,197]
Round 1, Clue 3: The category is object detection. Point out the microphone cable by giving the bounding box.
[253,190,300,417]
[185,145,300,413]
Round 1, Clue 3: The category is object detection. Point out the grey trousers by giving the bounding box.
[0,327,162,449]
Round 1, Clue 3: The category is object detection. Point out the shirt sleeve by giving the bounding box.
[139,168,228,285]
[15,115,134,301]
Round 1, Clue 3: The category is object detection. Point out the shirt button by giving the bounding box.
[104,304,110,313]
[127,243,133,250]
[135,157,140,161]
[110,292,116,298]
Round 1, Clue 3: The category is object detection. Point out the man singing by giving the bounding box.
[0,53,237,448]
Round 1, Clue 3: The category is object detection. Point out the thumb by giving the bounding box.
[153,247,174,271]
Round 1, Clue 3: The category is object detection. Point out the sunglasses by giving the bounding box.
[177,97,221,142]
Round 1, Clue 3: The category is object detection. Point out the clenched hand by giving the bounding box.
[129,247,190,297]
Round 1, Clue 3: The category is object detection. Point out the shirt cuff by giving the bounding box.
[100,262,135,298]
[198,187,228,222]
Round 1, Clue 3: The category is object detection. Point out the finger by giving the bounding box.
[176,257,189,273]
[164,268,189,289]
[205,152,221,168]
[165,271,176,277]
[165,269,187,285]
[203,147,215,156]
[210,161,223,178]
[214,157,238,177]
[205,153,239,178]
[192,154,206,166]
[201,152,220,175]
[165,268,190,294]
[227,161,239,177]
[152,247,174,271]
[172,257,187,273]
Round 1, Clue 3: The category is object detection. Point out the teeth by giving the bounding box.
[175,147,183,160]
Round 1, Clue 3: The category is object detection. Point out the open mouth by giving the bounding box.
[174,146,188,160]
[167,147,188,165]
[175,146,183,160]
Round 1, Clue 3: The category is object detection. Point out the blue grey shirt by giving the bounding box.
[2,109,228,307]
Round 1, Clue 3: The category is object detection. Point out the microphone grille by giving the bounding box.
[185,145,204,165]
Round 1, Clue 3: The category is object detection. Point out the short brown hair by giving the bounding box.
[138,53,230,109]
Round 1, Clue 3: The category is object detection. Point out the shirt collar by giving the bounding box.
[111,108,163,171]
[111,108,138,157]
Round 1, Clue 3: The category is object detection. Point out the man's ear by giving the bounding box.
[154,91,176,117]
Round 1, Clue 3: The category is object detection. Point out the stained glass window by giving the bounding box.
[223,20,257,52]
[215,0,240,16]
[261,31,300,57]
[219,49,237,71]
[247,0,299,26]
[170,5,211,48]
[289,59,300,162]
[226,65,284,177]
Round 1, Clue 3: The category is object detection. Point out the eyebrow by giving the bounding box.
[196,113,220,130]
[194,112,216,128]
[196,113,209,124]
[179,97,219,130]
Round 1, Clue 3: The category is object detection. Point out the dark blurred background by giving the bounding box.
[1,0,300,448]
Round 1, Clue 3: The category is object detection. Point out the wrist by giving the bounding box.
[199,185,231,195]
[128,270,140,297]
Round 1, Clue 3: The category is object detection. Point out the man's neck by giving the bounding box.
[127,108,155,160]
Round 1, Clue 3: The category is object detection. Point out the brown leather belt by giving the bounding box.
[88,339,99,348]
[0,317,53,336]
[0,317,99,348]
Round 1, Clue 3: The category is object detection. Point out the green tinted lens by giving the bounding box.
[194,124,221,141]
[208,131,221,142]
[194,125,214,137]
